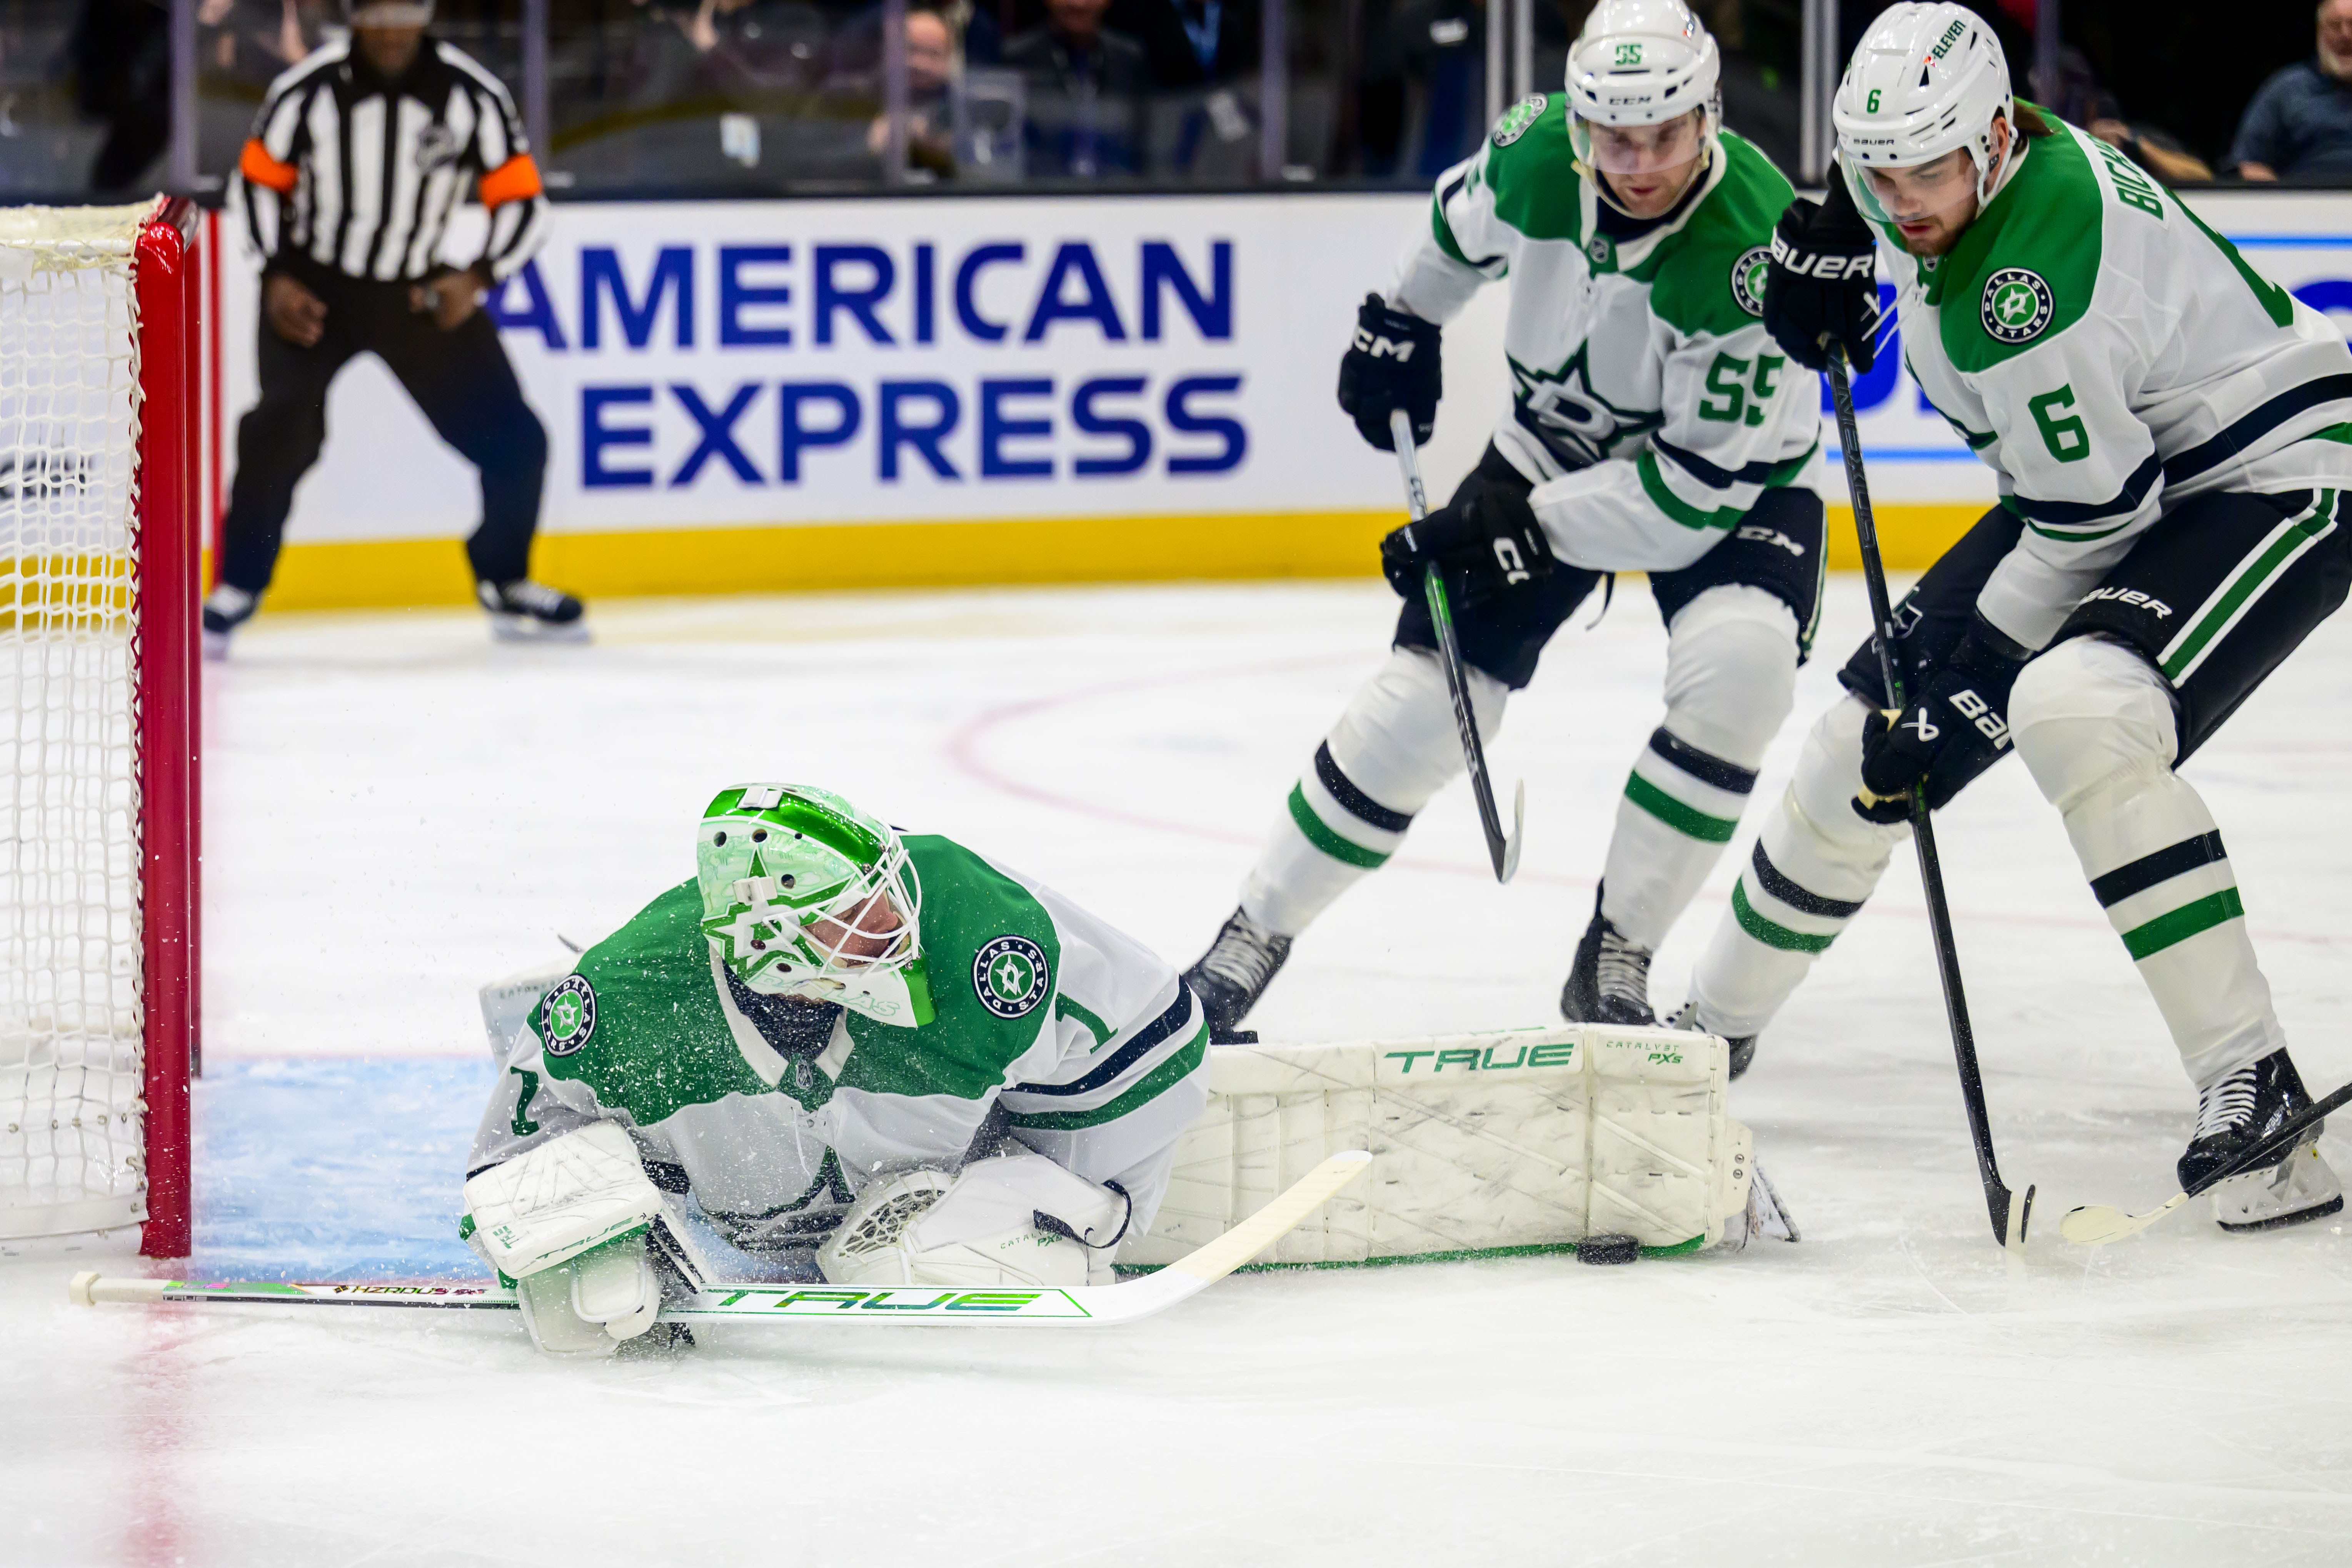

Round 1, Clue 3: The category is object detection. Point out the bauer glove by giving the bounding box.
[1380,485,1555,606]
[1853,621,2027,823]
[1763,177,1882,374]
[1337,293,1442,451]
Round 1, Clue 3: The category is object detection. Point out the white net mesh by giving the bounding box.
[0,204,152,1241]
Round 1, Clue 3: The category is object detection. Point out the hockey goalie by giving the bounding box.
[466,784,1781,1357]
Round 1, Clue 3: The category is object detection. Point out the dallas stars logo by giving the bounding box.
[1510,344,1662,470]
[1980,267,2054,344]
[1731,245,1771,317]
[539,974,597,1056]
[698,847,841,981]
[971,934,1050,1019]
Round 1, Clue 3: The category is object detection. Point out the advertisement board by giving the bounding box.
[215,189,2352,609]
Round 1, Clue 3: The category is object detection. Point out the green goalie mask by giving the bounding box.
[695,784,934,1027]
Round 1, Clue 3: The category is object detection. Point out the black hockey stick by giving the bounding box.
[2061,1076,2352,1244]
[1827,352,2032,1252]
[1390,407,1524,882]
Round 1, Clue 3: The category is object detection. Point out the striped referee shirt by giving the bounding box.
[236,37,549,285]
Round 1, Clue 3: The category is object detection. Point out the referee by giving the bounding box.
[208,0,584,655]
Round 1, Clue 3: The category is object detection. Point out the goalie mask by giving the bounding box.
[1563,0,1721,217]
[696,784,934,1028]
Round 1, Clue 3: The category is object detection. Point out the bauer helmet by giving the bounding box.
[696,784,933,1027]
[1563,0,1721,215]
[1833,3,2018,226]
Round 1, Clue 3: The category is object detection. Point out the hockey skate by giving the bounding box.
[479,578,590,643]
[1183,907,1292,1045]
[2181,1050,2344,1232]
[1666,1001,1756,1081]
[1561,890,1656,1029]
[201,584,257,662]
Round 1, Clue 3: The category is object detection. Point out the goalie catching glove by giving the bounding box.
[1380,486,1555,607]
[817,1152,1132,1290]
[462,1123,664,1357]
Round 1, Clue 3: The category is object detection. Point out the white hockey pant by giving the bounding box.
[1241,586,1798,948]
[1691,636,2281,1087]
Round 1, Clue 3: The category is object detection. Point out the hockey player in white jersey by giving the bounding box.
[463,784,1209,1355]
[1184,0,1823,1054]
[1683,2,2350,1231]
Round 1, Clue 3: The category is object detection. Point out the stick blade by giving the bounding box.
[1496,779,1525,884]
[1168,1150,1372,1284]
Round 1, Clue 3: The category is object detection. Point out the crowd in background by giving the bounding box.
[8,0,2352,195]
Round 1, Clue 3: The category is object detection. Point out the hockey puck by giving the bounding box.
[1575,1233,1640,1266]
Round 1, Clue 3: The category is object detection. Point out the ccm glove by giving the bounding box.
[1854,621,2028,824]
[1337,293,1442,451]
[1380,485,1554,605]
[1763,176,1882,374]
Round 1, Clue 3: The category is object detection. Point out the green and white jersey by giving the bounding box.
[469,833,1209,1248]
[1392,94,1822,572]
[1859,116,2352,649]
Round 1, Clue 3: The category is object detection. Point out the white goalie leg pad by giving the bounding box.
[463,1122,665,1281]
[1688,696,1904,1040]
[1603,587,1797,948]
[514,1234,660,1358]
[2010,637,2285,1085]
[817,1154,1131,1289]
[1241,648,1508,936]
[1121,1025,1763,1267]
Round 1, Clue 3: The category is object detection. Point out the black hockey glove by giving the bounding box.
[1763,176,1882,374]
[1380,486,1554,606]
[1338,293,1443,452]
[1853,621,2028,824]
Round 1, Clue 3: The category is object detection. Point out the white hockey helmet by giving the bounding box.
[344,0,435,25]
[1564,0,1722,207]
[1833,3,2018,223]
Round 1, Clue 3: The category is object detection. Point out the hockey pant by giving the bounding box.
[1690,489,2352,1090]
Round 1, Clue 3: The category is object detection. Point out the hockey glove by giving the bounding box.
[1763,177,1882,374]
[1337,293,1443,451]
[1379,485,1555,606]
[1853,621,2027,823]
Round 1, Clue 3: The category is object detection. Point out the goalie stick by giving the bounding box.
[69,1151,1371,1330]
[2059,1078,2352,1246]
[1390,406,1525,883]
[1828,352,2033,1254]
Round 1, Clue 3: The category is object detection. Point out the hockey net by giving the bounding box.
[0,200,200,1257]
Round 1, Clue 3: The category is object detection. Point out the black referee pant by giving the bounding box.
[220,272,548,596]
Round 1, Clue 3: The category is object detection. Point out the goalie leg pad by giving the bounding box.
[2010,637,2284,1086]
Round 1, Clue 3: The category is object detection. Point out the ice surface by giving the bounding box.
[7,577,2352,1566]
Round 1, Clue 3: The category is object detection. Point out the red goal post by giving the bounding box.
[1,196,202,1259]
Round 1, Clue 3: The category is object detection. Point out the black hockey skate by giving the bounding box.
[1560,889,1656,1028]
[2181,1049,2344,1231]
[201,584,257,662]
[1666,1002,1757,1081]
[1183,907,1292,1045]
[479,578,590,643]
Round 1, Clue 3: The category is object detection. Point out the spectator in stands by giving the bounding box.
[2232,0,2352,182]
[2034,42,2212,185]
[1004,0,1148,175]
[1110,0,1256,90]
[1359,0,1485,182]
[864,7,960,174]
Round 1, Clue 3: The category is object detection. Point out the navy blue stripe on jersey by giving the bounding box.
[1646,728,1758,794]
[2008,451,2164,531]
[1315,741,1415,832]
[1013,988,1194,1098]
[2090,831,2227,908]
[2165,374,2352,486]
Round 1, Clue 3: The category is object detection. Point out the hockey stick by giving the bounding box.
[1390,406,1525,882]
[1827,352,2033,1253]
[70,1151,1371,1330]
[2059,1078,2352,1246]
